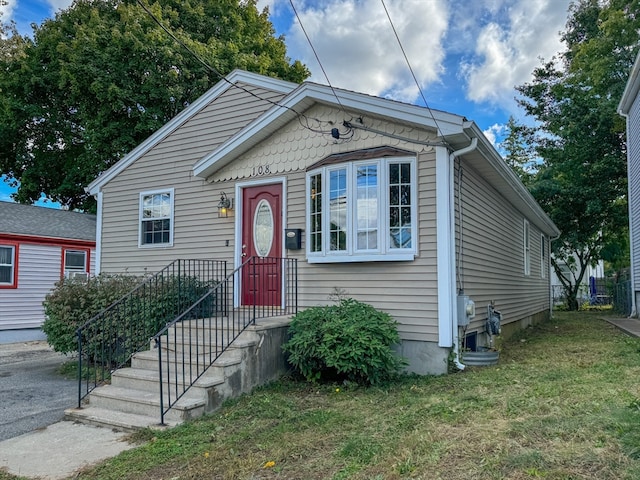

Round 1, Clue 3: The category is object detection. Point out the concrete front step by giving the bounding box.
[71,313,293,433]
[132,346,243,372]
[162,331,259,351]
[65,406,178,432]
[111,366,225,394]
[87,385,205,423]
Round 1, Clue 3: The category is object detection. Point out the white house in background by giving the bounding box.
[87,70,559,374]
[618,50,640,317]
[550,256,606,305]
[0,202,96,332]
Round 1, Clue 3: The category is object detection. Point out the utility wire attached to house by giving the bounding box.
[288,0,354,140]
[134,0,344,139]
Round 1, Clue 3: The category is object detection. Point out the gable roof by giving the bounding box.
[619,50,640,115]
[193,81,467,179]
[0,202,96,242]
[86,70,298,195]
[193,77,560,237]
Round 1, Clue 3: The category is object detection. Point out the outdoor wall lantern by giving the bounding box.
[217,192,233,218]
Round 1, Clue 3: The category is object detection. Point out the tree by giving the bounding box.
[0,0,309,212]
[515,0,639,310]
[501,116,537,187]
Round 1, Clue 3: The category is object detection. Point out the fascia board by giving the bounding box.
[193,82,466,179]
[466,122,560,237]
[619,51,640,115]
[86,70,297,195]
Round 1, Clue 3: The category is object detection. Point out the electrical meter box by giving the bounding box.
[457,294,476,327]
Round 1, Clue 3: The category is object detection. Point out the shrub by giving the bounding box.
[42,274,142,354]
[282,298,406,385]
[43,273,216,357]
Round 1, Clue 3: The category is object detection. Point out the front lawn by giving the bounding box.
[4,311,640,479]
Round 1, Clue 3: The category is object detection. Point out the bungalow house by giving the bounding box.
[618,50,640,317]
[0,202,96,335]
[86,70,559,376]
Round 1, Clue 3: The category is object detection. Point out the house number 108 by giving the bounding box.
[252,165,271,176]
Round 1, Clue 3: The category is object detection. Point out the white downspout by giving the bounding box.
[94,191,103,275]
[449,138,478,370]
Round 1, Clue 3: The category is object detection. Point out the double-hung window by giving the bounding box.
[0,244,16,288]
[307,156,417,262]
[139,189,174,247]
[63,249,88,280]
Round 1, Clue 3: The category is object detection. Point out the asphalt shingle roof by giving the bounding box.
[0,201,96,242]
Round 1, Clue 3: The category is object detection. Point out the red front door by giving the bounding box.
[241,184,282,306]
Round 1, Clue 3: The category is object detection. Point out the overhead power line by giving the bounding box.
[134,0,342,137]
[289,0,348,115]
[380,0,449,145]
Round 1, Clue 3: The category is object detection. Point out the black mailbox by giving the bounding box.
[285,228,303,250]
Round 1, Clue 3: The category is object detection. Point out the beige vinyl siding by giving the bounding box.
[249,154,438,341]
[455,160,549,332]
[99,84,286,274]
[0,244,61,329]
[228,107,441,342]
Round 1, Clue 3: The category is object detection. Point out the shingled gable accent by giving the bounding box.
[86,70,297,196]
[192,81,467,181]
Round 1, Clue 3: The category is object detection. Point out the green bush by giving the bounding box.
[42,273,215,357]
[42,274,143,354]
[282,298,406,385]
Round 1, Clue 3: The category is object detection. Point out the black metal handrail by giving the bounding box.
[75,259,227,407]
[154,256,298,425]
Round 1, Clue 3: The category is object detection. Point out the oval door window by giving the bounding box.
[253,199,274,257]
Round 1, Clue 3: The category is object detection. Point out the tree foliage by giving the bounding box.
[514,0,638,309]
[0,0,308,211]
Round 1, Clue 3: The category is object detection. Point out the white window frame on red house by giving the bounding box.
[63,248,89,280]
[0,243,17,288]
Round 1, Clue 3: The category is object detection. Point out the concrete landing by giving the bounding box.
[0,421,138,479]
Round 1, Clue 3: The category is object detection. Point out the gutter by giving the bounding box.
[448,137,479,371]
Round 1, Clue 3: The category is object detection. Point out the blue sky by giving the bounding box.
[0,0,574,207]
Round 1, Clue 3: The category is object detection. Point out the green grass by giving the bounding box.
[2,311,640,480]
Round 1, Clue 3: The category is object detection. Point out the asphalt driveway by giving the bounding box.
[0,341,77,442]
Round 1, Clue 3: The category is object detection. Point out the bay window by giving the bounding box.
[307,156,417,262]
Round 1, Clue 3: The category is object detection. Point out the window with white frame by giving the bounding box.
[64,249,88,279]
[523,220,531,276]
[307,157,417,262]
[0,245,16,286]
[540,234,546,278]
[139,189,174,247]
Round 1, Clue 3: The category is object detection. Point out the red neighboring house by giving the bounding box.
[0,201,96,332]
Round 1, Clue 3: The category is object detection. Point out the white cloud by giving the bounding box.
[47,0,74,12]
[483,123,507,147]
[0,0,17,22]
[462,0,572,109]
[283,0,449,102]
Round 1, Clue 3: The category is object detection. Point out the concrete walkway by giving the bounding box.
[0,341,139,479]
[0,421,137,479]
[603,316,640,337]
